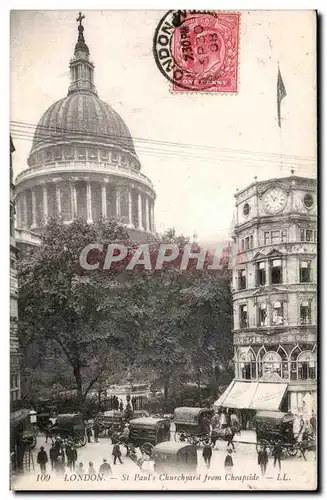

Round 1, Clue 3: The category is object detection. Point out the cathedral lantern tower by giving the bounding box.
[15,13,156,248]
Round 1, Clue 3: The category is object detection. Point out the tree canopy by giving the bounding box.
[18,218,233,409]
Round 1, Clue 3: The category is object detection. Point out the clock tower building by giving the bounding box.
[216,174,317,419]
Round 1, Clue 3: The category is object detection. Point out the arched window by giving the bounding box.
[262,351,282,377]
[277,345,289,379]
[238,348,256,380]
[257,346,267,378]
[290,345,301,380]
[297,351,316,380]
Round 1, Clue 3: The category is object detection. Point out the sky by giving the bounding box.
[10,10,317,243]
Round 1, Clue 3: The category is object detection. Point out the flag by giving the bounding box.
[277,67,287,127]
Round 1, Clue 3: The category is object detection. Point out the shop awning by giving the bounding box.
[214,381,258,409]
[249,383,288,411]
[214,381,288,411]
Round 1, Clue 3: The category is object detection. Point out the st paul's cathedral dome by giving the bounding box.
[15,13,155,247]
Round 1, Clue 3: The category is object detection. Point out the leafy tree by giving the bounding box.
[18,217,137,407]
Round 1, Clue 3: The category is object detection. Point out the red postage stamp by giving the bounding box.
[172,12,240,93]
[153,11,240,93]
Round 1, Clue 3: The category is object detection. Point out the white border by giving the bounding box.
[2,2,324,499]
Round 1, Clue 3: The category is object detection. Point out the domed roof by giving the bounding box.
[31,92,136,156]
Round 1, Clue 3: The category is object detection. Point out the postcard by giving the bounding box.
[10,9,317,491]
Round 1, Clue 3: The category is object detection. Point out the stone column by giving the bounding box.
[56,184,61,217]
[31,188,37,227]
[145,196,150,232]
[86,181,92,223]
[43,185,48,222]
[128,189,133,226]
[137,192,143,230]
[101,184,107,219]
[71,182,77,220]
[23,191,28,228]
[150,200,155,233]
[116,186,121,218]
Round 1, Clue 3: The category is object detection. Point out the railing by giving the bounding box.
[15,161,154,190]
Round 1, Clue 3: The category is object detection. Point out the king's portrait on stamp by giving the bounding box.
[9,9,317,492]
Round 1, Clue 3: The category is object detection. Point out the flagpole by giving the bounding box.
[277,62,287,176]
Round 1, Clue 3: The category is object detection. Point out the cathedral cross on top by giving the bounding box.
[76,12,85,26]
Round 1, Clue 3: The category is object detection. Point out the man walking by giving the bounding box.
[257,445,268,477]
[49,443,57,471]
[93,421,99,443]
[202,442,212,468]
[37,446,48,473]
[272,441,282,471]
[112,443,123,464]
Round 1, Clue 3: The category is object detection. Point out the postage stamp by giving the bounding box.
[153,10,240,93]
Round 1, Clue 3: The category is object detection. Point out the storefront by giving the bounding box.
[214,380,288,429]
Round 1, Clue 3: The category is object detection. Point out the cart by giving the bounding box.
[254,410,298,457]
[153,442,197,472]
[50,413,86,447]
[174,407,213,445]
[127,417,171,456]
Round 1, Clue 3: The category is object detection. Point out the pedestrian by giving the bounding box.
[211,412,220,429]
[86,425,92,443]
[220,411,227,429]
[202,442,212,468]
[224,448,234,474]
[49,443,57,471]
[257,445,268,477]
[119,399,124,412]
[112,442,123,464]
[37,446,48,473]
[211,426,220,449]
[132,396,137,411]
[225,426,235,450]
[67,445,77,471]
[54,456,65,477]
[272,441,282,471]
[230,413,240,435]
[99,458,112,478]
[77,462,84,474]
[93,422,99,443]
[310,412,316,436]
[88,461,97,474]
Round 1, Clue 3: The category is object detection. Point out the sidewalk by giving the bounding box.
[233,430,257,445]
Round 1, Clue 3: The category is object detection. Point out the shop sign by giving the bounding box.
[234,332,316,345]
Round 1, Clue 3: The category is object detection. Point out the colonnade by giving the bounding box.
[17,180,155,232]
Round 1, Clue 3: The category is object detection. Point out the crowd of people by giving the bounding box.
[36,436,125,478]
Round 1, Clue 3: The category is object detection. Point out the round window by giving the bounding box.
[243,203,250,216]
[303,194,314,209]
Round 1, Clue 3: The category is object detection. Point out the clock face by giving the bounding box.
[262,188,286,214]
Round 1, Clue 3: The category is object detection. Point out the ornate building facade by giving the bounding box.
[15,14,156,246]
[217,175,317,416]
[10,136,21,407]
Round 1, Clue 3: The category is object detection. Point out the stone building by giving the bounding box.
[216,174,317,417]
[15,14,156,247]
[10,136,21,407]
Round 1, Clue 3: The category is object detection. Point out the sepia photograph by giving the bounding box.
[9,9,317,491]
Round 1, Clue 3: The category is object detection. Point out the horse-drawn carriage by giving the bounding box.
[48,413,86,447]
[173,407,214,445]
[95,411,124,437]
[123,417,171,457]
[255,410,316,458]
[153,442,198,473]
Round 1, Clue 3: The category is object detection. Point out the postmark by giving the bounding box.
[153,10,240,93]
